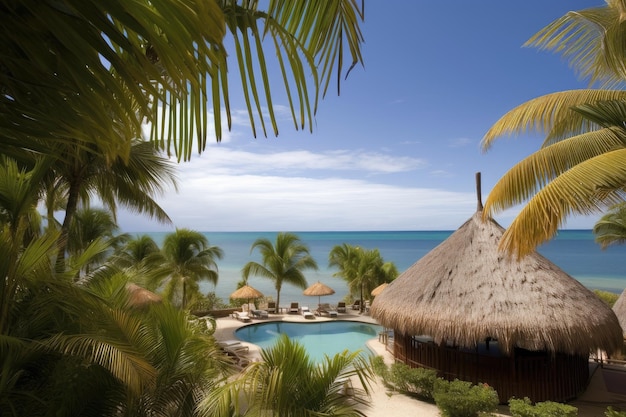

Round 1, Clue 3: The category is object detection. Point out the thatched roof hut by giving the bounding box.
[370,173,623,403]
[614,288,626,336]
[371,211,622,356]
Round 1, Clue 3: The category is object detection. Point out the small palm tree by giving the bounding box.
[157,229,223,309]
[329,244,397,313]
[242,232,318,312]
[200,334,374,417]
[593,202,626,249]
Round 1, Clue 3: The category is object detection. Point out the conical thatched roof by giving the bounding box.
[613,288,626,336]
[303,281,335,297]
[231,285,264,300]
[371,211,623,356]
[126,283,162,308]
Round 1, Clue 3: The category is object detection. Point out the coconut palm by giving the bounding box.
[329,244,397,313]
[593,202,626,249]
[1,1,365,161]
[242,232,318,312]
[50,139,177,272]
[200,334,374,417]
[156,229,224,309]
[67,207,130,277]
[480,1,626,257]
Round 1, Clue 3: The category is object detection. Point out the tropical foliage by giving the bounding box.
[593,202,626,249]
[480,1,626,257]
[329,244,397,312]
[242,232,318,311]
[155,229,224,309]
[200,334,375,417]
[1,0,367,415]
[2,0,365,162]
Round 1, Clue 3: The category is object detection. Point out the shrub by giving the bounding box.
[509,397,577,417]
[389,363,438,400]
[606,406,626,417]
[593,289,619,307]
[433,378,499,417]
[370,355,389,379]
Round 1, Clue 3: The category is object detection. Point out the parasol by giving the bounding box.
[371,282,389,297]
[230,284,264,309]
[303,281,335,306]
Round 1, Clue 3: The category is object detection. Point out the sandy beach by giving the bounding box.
[213,309,626,417]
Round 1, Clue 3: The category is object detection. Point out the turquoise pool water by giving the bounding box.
[235,320,383,363]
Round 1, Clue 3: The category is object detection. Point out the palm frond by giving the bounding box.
[499,148,626,257]
[481,90,626,149]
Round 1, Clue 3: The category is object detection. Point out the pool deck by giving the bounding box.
[213,309,626,417]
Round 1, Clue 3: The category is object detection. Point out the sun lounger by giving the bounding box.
[289,302,299,314]
[252,309,268,319]
[351,300,361,310]
[317,303,338,318]
[267,301,277,313]
[300,306,315,319]
[217,340,250,354]
[336,301,346,313]
[233,311,251,322]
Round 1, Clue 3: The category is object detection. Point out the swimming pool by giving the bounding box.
[235,320,383,363]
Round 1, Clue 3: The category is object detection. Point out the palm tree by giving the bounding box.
[329,244,397,313]
[51,139,178,272]
[593,202,626,249]
[157,229,224,309]
[200,334,374,417]
[242,232,318,311]
[1,1,365,161]
[67,207,130,277]
[480,1,626,257]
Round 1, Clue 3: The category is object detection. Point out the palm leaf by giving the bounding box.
[481,89,626,149]
[498,148,626,257]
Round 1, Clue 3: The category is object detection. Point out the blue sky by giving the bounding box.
[120,0,603,233]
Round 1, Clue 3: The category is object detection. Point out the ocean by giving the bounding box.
[142,230,626,307]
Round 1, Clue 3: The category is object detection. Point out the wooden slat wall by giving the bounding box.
[393,333,588,403]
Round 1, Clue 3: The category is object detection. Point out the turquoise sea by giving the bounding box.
[142,230,626,307]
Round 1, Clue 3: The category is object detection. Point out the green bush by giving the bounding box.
[389,363,438,400]
[370,355,389,380]
[433,378,499,417]
[593,289,619,307]
[509,397,577,417]
[606,406,626,417]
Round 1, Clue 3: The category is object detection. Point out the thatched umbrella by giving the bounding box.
[371,175,622,356]
[613,288,626,336]
[303,281,335,306]
[371,282,388,297]
[126,283,162,309]
[230,284,264,309]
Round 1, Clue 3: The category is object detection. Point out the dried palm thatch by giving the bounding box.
[126,283,162,309]
[613,288,626,336]
[370,211,623,356]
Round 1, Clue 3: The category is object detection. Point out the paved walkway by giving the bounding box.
[213,309,626,417]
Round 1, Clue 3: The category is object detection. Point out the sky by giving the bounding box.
[119,0,604,233]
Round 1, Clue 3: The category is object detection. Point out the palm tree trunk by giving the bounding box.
[55,178,82,274]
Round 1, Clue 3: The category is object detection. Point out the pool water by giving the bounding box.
[235,320,383,363]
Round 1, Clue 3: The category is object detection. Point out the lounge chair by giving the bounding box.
[251,309,268,319]
[218,340,250,354]
[300,306,315,319]
[233,311,251,322]
[289,302,299,314]
[351,300,361,310]
[336,301,346,313]
[267,301,277,313]
[317,303,338,318]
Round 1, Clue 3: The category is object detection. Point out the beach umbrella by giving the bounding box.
[303,281,335,306]
[231,284,264,309]
[371,282,388,297]
[126,283,162,309]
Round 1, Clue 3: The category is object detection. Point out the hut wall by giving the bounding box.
[394,333,589,403]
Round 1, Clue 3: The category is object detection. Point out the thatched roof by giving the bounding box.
[370,211,623,356]
[303,281,335,297]
[613,288,626,336]
[126,283,162,308]
[231,285,264,300]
